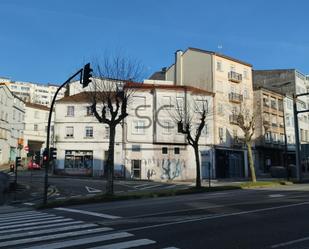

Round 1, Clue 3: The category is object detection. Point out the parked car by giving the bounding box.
[28,160,41,170]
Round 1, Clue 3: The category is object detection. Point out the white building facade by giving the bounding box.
[0,83,25,165]
[53,83,215,181]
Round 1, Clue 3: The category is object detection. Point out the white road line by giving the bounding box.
[0,216,61,226]
[0,227,113,247]
[0,211,38,218]
[54,207,121,219]
[134,183,152,189]
[126,201,309,232]
[0,221,83,234]
[0,218,72,230]
[23,202,35,206]
[27,232,133,249]
[0,213,56,222]
[0,223,98,240]
[161,247,180,249]
[89,239,156,249]
[271,236,309,248]
[139,184,164,190]
[269,194,285,198]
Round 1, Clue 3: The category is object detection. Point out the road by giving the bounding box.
[35,184,309,249]
[7,170,189,204]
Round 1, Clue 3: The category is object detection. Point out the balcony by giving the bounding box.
[229,114,239,125]
[228,71,242,83]
[229,93,243,103]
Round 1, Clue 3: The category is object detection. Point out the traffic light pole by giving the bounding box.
[43,69,83,205]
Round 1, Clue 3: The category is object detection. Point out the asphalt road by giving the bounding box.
[8,170,189,203]
[41,184,309,249]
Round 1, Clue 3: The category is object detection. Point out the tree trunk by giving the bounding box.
[246,141,256,182]
[106,125,116,195]
[193,145,202,188]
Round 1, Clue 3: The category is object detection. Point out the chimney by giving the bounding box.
[175,50,183,85]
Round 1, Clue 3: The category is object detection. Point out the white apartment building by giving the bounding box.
[53,82,214,181]
[6,80,65,107]
[22,102,54,158]
[154,47,254,178]
[0,83,25,165]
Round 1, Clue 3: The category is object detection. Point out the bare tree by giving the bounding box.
[172,95,210,188]
[235,103,257,182]
[86,55,144,195]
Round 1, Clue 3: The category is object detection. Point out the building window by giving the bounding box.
[243,69,248,79]
[85,126,93,138]
[203,123,208,136]
[271,97,277,109]
[162,147,168,154]
[34,124,38,131]
[265,132,271,142]
[219,127,224,142]
[195,100,208,113]
[176,97,184,111]
[263,95,269,107]
[66,126,74,138]
[174,147,180,154]
[67,106,74,117]
[104,126,110,139]
[163,120,173,134]
[34,111,39,119]
[243,89,249,99]
[218,103,223,114]
[216,61,222,71]
[64,150,93,174]
[132,120,145,135]
[162,96,172,110]
[132,145,141,152]
[86,106,94,116]
[133,96,146,110]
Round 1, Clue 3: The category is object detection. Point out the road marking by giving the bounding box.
[0,223,98,240]
[0,210,38,218]
[161,247,180,249]
[27,232,133,249]
[0,213,56,222]
[85,186,102,193]
[125,201,309,232]
[0,226,113,247]
[0,218,72,230]
[139,184,164,190]
[0,221,83,234]
[54,207,121,219]
[271,236,309,248]
[269,194,285,198]
[0,216,61,226]
[89,239,156,249]
[23,202,35,206]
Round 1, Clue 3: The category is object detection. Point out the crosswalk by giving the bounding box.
[0,205,180,249]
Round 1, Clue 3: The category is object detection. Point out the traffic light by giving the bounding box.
[82,63,92,88]
[15,157,21,168]
[34,152,40,165]
[49,147,57,160]
[42,148,49,162]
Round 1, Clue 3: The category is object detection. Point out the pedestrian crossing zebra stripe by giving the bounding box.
[0,213,55,222]
[0,223,98,240]
[0,217,72,230]
[88,239,156,249]
[0,215,61,226]
[0,210,38,218]
[0,226,114,247]
[0,220,83,234]
[26,232,134,249]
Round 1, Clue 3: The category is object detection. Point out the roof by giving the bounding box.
[56,83,215,103]
[25,102,50,111]
[148,70,166,80]
[187,47,252,67]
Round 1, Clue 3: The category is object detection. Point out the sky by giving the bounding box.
[1,0,309,84]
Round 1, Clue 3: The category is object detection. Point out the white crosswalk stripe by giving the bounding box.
[0,205,180,249]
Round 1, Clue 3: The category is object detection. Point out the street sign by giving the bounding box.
[24,145,29,152]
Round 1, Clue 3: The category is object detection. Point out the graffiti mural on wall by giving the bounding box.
[160,159,184,180]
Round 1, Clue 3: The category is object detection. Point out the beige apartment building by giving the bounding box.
[154,47,254,178]
[253,87,285,172]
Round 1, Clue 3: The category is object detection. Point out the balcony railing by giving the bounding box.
[229,114,239,124]
[229,93,243,103]
[228,71,242,83]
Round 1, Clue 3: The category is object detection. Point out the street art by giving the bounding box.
[160,159,184,180]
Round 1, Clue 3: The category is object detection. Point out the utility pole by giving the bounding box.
[43,63,92,205]
[293,91,309,182]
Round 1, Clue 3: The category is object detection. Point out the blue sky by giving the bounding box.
[1,0,309,84]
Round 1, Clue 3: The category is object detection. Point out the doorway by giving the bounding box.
[131,160,141,179]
